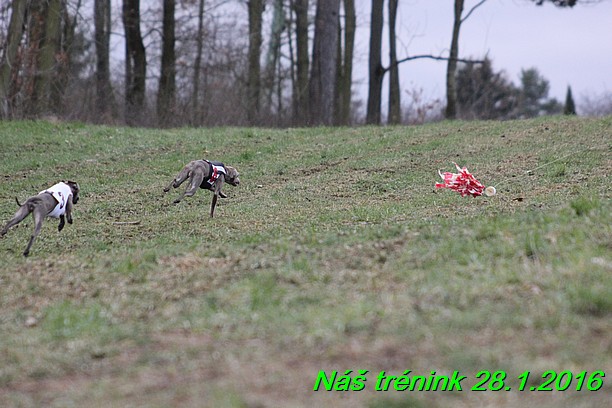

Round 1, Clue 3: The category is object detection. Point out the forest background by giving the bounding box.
[0,0,610,128]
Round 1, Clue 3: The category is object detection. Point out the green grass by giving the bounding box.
[0,117,610,407]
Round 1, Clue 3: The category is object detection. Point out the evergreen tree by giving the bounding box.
[455,58,517,120]
[564,86,577,115]
[456,61,564,120]
[517,68,561,118]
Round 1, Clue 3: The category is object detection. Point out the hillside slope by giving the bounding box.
[0,117,610,407]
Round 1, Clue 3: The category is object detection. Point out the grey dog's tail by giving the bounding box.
[15,197,22,207]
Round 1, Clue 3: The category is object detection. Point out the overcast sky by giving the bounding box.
[352,0,612,114]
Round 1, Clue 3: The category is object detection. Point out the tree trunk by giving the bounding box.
[247,0,264,124]
[22,1,45,116]
[334,14,342,124]
[309,0,340,125]
[387,0,401,124]
[337,0,355,125]
[265,0,284,117]
[192,0,205,125]
[122,0,147,125]
[293,0,309,125]
[94,0,113,120]
[52,0,79,117]
[0,0,28,118]
[366,0,384,125]
[445,0,464,120]
[288,1,297,121]
[157,0,176,127]
[31,0,62,116]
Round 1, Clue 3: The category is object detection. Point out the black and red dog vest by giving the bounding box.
[200,160,227,190]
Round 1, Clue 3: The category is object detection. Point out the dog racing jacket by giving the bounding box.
[40,182,72,218]
[200,161,227,190]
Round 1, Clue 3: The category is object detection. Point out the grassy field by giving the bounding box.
[0,117,610,407]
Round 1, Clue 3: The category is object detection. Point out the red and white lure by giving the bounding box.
[435,162,495,197]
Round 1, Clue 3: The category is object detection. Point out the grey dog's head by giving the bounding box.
[63,180,80,204]
[224,166,240,186]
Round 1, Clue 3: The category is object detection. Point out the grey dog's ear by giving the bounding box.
[63,180,80,192]
[63,180,80,203]
[225,166,239,183]
[224,166,232,175]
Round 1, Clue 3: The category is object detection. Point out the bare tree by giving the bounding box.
[337,0,355,125]
[157,0,176,127]
[29,0,63,115]
[445,0,488,119]
[264,0,285,117]
[387,0,400,124]
[0,0,28,118]
[366,0,384,125]
[191,0,206,124]
[309,0,340,125]
[20,2,45,116]
[94,0,113,120]
[247,0,264,124]
[53,0,81,116]
[292,0,309,124]
[122,0,147,125]
[580,91,612,117]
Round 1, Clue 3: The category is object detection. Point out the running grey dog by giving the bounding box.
[163,160,240,217]
[1,181,80,257]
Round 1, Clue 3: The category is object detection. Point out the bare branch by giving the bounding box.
[461,0,488,24]
[383,54,485,73]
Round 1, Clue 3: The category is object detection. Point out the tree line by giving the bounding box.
[0,0,603,128]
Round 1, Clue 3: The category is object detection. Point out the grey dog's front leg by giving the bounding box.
[210,194,218,218]
[58,197,74,232]
[210,176,225,218]
[65,199,73,224]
